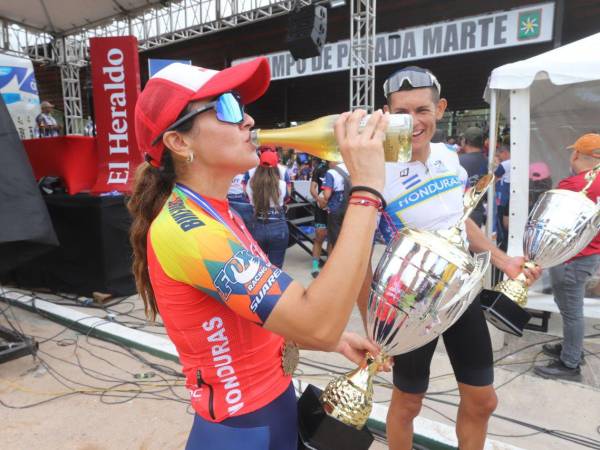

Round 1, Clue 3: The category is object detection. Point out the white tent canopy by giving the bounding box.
[488,32,600,90]
[485,32,600,257]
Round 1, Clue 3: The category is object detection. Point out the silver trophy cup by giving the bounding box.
[482,165,600,336]
[319,175,493,430]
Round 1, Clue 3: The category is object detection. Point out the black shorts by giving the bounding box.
[327,209,344,248]
[314,206,328,227]
[392,296,494,394]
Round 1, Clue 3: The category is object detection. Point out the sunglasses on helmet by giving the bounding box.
[152,91,245,146]
[383,68,442,98]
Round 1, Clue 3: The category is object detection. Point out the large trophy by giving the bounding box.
[481,164,600,336]
[298,176,493,450]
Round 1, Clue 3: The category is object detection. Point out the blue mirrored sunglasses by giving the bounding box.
[152,91,244,146]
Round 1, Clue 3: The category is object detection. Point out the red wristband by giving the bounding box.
[348,195,383,211]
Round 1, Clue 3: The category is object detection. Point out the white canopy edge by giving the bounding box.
[487,31,600,91]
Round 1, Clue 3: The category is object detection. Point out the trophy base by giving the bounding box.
[480,289,531,337]
[298,384,374,450]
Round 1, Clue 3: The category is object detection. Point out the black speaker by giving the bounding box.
[286,5,327,60]
[13,194,136,297]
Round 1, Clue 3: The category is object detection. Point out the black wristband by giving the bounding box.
[349,186,387,210]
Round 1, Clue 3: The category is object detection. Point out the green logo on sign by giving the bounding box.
[518,9,541,40]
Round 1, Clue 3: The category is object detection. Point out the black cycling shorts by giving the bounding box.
[314,207,328,227]
[392,296,494,394]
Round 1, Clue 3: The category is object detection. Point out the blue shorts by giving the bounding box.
[186,382,297,450]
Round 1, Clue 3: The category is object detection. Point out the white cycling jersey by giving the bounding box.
[379,143,468,243]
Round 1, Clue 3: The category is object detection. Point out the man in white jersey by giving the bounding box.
[357,66,541,450]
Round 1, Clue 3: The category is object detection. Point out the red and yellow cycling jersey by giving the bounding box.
[147,186,293,422]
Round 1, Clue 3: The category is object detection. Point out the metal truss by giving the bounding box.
[349,0,375,112]
[2,1,376,133]
[73,0,312,54]
[0,18,56,63]
[59,62,84,135]
[55,37,86,135]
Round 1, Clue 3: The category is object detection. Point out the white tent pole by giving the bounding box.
[507,89,531,258]
[486,89,498,240]
[484,89,498,294]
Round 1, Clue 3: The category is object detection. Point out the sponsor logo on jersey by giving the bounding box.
[399,168,410,178]
[168,197,205,231]
[215,249,263,299]
[431,159,448,174]
[214,249,283,314]
[391,175,463,211]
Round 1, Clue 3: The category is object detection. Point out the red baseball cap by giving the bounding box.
[258,144,277,154]
[135,57,271,164]
[260,151,278,167]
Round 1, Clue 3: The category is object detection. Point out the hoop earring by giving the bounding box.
[187,152,195,164]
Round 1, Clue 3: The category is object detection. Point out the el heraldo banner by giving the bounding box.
[90,36,141,193]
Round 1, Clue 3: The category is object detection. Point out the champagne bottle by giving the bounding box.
[250,114,413,163]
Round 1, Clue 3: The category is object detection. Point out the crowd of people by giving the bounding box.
[126,56,599,450]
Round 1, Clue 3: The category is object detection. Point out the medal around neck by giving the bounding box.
[481,164,600,336]
[316,175,493,434]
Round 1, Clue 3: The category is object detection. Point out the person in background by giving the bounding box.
[534,133,600,382]
[35,100,61,137]
[244,145,291,198]
[228,172,254,228]
[247,151,289,268]
[494,144,511,252]
[459,126,488,227]
[83,116,96,136]
[297,153,312,180]
[446,136,459,152]
[310,158,329,277]
[319,161,350,249]
[129,57,389,450]
[286,153,299,181]
[528,161,552,211]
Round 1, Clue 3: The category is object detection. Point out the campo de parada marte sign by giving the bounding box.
[233,2,554,80]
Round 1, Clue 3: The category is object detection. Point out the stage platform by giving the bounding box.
[2,244,600,450]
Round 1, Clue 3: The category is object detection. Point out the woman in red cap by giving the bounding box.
[130,57,389,449]
[246,150,289,268]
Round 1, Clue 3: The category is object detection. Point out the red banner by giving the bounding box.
[90,36,141,193]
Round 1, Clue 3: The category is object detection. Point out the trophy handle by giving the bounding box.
[458,174,495,227]
[592,208,600,230]
[581,163,600,196]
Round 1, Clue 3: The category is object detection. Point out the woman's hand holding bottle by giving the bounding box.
[333,109,388,193]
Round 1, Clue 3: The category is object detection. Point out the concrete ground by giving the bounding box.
[2,243,600,449]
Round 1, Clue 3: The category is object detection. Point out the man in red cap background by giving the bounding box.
[534,133,600,381]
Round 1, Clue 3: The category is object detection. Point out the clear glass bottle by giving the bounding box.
[250,114,413,163]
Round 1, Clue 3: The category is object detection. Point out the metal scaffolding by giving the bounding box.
[1,0,374,131]
[1,1,314,134]
[349,0,376,112]
[78,0,312,52]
